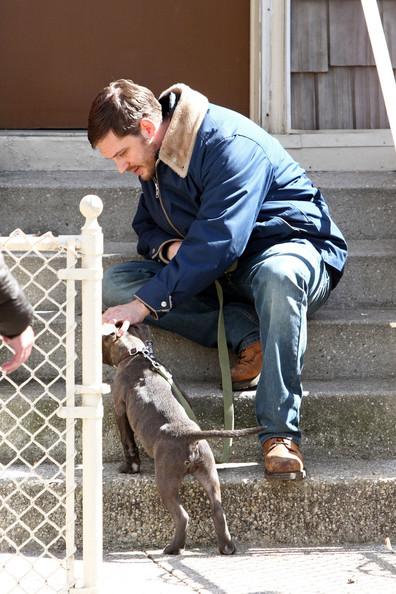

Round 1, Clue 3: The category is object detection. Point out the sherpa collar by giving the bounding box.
[158,84,209,178]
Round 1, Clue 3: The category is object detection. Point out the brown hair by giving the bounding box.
[87,79,162,147]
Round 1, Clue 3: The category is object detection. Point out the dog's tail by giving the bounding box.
[187,426,264,440]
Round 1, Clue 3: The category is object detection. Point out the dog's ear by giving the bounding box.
[102,322,118,337]
[101,323,119,366]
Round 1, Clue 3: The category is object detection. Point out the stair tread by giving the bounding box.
[4,238,393,261]
[2,457,395,483]
[346,238,396,256]
[178,377,396,398]
[310,170,396,190]
[101,458,396,483]
[102,238,396,257]
[0,170,136,189]
[3,377,396,400]
[3,459,394,548]
[309,306,396,323]
[2,170,396,191]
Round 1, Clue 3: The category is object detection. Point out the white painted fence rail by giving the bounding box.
[0,196,105,594]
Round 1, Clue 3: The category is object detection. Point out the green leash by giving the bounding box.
[157,365,199,424]
[158,279,235,463]
[215,280,234,463]
[139,278,234,463]
[127,345,199,424]
[157,284,234,463]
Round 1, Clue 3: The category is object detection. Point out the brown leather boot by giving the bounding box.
[231,340,262,390]
[263,437,306,480]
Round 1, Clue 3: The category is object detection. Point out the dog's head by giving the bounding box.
[102,323,152,367]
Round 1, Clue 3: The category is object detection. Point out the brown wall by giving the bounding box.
[0,1,250,129]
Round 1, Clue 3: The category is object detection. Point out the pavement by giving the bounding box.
[2,543,396,593]
[101,544,396,594]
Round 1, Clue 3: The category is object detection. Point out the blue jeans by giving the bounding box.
[103,262,260,353]
[103,239,331,444]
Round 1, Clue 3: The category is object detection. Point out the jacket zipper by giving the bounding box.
[154,161,185,239]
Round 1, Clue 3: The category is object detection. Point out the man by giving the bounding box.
[88,80,347,480]
[0,252,34,373]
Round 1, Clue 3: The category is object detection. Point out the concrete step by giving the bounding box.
[118,307,396,383]
[1,379,395,466]
[0,380,71,468]
[4,306,396,384]
[1,171,396,241]
[305,307,396,380]
[4,238,394,312]
[327,239,396,308]
[310,171,396,240]
[3,129,396,172]
[102,457,396,549]
[101,239,396,309]
[93,376,396,461]
[2,251,76,314]
[1,458,395,551]
[0,171,139,242]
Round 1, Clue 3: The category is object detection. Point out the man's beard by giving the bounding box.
[138,138,157,180]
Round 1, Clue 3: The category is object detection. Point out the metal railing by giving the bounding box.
[0,195,105,594]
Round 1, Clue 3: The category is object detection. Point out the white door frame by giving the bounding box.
[250,0,291,133]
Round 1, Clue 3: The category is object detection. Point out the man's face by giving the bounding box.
[97,129,157,181]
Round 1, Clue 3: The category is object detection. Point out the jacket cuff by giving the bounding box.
[133,295,161,320]
[157,240,177,264]
[135,282,173,316]
[151,239,178,264]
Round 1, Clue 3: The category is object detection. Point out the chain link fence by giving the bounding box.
[0,196,104,594]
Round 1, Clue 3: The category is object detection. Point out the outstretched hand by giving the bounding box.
[1,325,35,374]
[102,299,150,336]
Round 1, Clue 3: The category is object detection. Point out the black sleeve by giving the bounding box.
[0,252,33,337]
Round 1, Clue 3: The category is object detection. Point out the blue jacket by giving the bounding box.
[134,84,347,317]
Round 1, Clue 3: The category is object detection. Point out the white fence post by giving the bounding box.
[361,0,396,153]
[79,195,104,593]
[65,238,78,591]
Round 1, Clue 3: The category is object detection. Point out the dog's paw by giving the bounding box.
[162,543,184,555]
[118,461,141,474]
[219,541,237,555]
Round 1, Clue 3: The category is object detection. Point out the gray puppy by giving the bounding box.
[102,323,262,555]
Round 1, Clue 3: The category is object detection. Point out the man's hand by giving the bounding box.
[102,299,150,335]
[1,325,35,374]
[167,240,182,260]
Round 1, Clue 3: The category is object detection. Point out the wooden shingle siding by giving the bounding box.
[317,67,354,129]
[291,0,395,129]
[291,73,317,129]
[383,0,396,66]
[291,0,328,72]
[329,0,375,66]
[354,68,389,129]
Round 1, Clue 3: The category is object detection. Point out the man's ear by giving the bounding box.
[140,118,156,141]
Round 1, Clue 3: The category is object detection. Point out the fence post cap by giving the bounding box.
[80,195,103,220]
